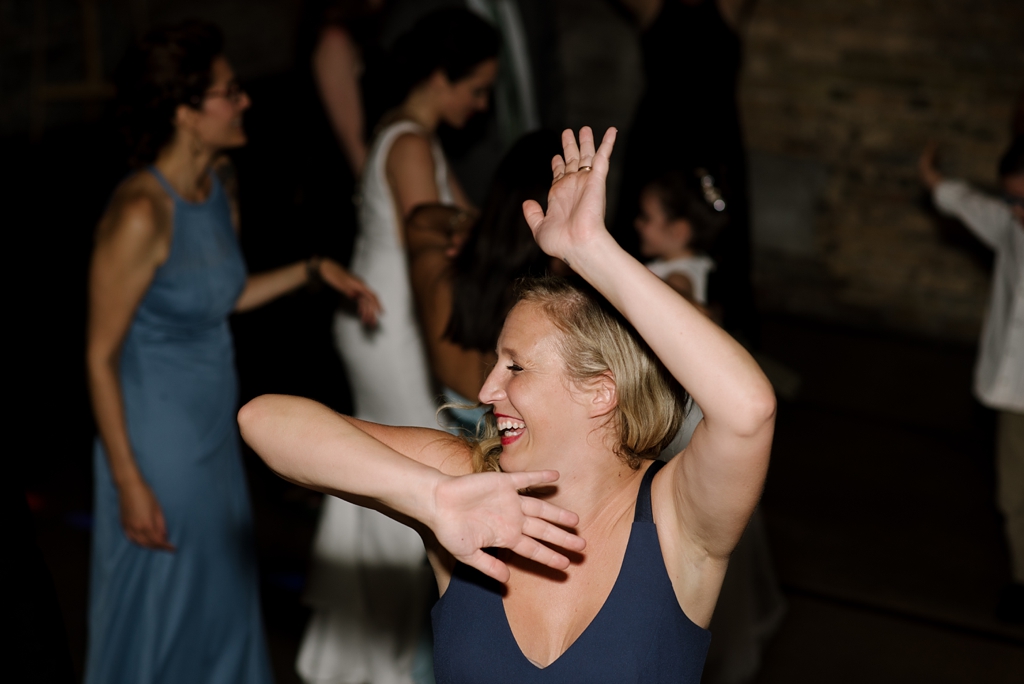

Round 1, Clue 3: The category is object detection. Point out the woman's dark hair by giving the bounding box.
[998,135,1024,178]
[114,21,224,167]
[385,8,500,109]
[644,171,728,252]
[446,130,562,351]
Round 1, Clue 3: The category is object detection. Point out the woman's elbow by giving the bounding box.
[237,395,272,443]
[734,385,777,438]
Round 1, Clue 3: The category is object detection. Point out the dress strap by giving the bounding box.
[147,166,221,205]
[634,459,666,523]
[148,166,181,201]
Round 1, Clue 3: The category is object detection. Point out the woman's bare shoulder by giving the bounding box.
[96,171,173,250]
[388,130,433,164]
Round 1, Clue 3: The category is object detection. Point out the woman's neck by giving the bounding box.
[398,88,441,133]
[153,138,218,202]
[542,447,648,532]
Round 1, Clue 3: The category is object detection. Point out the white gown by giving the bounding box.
[298,120,454,684]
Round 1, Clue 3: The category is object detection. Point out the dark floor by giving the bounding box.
[25,312,1024,683]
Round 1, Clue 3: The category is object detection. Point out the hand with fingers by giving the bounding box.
[118,477,175,552]
[523,127,618,265]
[430,469,585,582]
[319,258,383,327]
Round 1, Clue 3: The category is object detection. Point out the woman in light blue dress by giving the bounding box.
[85,22,379,684]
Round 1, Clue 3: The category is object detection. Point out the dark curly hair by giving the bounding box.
[114,20,224,167]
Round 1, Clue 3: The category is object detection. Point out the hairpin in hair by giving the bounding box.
[695,168,726,212]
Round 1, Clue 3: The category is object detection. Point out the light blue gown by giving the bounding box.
[86,168,273,684]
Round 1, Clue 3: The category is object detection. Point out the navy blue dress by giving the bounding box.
[86,169,273,684]
[432,460,711,683]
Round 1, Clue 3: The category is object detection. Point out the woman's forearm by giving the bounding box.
[569,231,775,435]
[234,261,308,312]
[238,395,443,522]
[87,354,144,489]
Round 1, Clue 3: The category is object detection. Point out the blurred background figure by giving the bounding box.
[612,0,758,343]
[85,20,378,684]
[298,9,498,684]
[404,129,566,428]
[633,170,727,313]
[378,0,561,204]
[920,136,1024,624]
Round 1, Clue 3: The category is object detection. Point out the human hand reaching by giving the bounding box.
[319,258,383,327]
[430,469,585,582]
[523,127,618,266]
[118,476,175,551]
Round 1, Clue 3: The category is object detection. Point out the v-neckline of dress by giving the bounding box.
[498,498,645,671]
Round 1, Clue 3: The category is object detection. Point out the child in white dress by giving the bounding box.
[633,171,726,310]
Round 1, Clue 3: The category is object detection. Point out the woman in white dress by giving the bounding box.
[298,10,500,684]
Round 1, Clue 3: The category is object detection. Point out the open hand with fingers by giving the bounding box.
[429,469,585,582]
[523,127,618,266]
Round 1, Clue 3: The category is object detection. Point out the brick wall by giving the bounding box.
[740,0,1024,340]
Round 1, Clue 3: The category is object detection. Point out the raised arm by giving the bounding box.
[523,128,775,560]
[238,395,584,583]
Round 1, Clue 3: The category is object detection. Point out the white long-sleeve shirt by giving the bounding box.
[934,179,1024,412]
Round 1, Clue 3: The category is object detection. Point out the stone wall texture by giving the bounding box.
[740,0,1024,340]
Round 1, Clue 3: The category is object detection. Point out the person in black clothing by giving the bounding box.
[614,0,758,342]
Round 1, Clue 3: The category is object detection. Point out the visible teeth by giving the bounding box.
[497,417,525,433]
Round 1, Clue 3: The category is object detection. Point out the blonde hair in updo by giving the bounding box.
[469,276,688,472]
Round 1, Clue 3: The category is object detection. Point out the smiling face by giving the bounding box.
[177,56,250,151]
[478,301,591,472]
[436,58,498,129]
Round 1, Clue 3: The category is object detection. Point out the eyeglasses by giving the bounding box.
[192,82,246,106]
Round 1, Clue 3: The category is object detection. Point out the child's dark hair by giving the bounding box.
[644,170,728,252]
[114,21,224,167]
[998,135,1024,178]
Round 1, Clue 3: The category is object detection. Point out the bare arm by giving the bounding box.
[313,26,368,175]
[406,205,492,398]
[237,395,585,583]
[524,128,775,560]
[387,132,445,223]
[920,142,1014,249]
[87,190,175,551]
[233,257,381,324]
